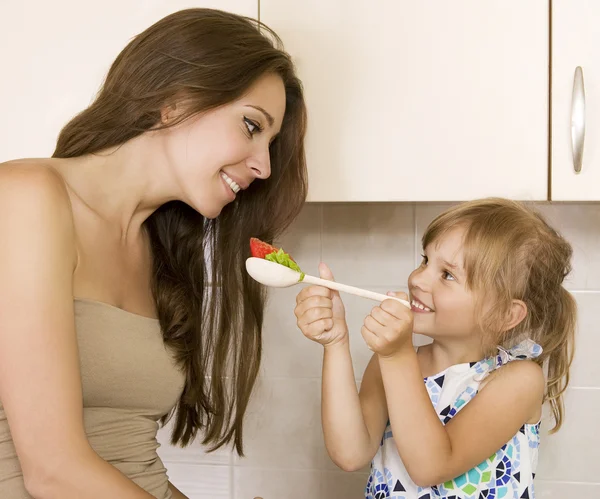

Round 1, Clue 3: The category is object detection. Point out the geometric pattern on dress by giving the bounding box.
[365,467,410,499]
[365,339,543,499]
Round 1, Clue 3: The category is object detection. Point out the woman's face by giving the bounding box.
[161,72,286,218]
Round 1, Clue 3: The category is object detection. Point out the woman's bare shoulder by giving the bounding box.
[0,158,73,212]
[0,158,77,264]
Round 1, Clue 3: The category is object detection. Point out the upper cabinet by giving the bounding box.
[10,1,599,203]
[551,1,600,201]
[0,0,258,163]
[261,1,549,202]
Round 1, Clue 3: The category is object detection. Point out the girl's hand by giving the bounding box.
[294,263,348,347]
[361,291,414,358]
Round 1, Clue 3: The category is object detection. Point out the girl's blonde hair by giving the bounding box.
[423,198,576,432]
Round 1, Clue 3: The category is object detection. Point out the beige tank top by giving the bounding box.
[0,299,186,499]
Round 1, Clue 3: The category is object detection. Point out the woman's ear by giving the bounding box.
[160,103,178,125]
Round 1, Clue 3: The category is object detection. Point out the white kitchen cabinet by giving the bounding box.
[551,0,600,200]
[261,0,549,202]
[0,0,257,163]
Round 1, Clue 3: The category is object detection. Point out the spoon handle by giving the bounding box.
[302,275,411,308]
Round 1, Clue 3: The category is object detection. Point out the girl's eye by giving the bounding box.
[244,117,262,135]
[442,270,456,281]
[420,254,428,265]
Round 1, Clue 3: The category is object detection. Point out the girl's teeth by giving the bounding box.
[221,172,241,194]
[411,299,431,312]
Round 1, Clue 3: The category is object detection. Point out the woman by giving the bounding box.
[0,8,306,499]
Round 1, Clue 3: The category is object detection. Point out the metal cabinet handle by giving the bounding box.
[571,66,585,174]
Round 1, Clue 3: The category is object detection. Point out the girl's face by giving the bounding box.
[408,227,483,340]
[159,72,286,219]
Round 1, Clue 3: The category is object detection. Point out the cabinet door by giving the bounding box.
[261,1,549,202]
[0,0,257,162]
[551,0,600,200]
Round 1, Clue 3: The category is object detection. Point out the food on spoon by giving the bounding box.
[249,237,304,279]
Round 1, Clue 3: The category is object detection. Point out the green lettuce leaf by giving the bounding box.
[265,248,305,280]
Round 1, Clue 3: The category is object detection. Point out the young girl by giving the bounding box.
[295,198,576,499]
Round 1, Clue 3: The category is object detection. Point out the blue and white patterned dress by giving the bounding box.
[366,339,543,499]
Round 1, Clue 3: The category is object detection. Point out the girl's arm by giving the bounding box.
[363,297,545,487]
[295,264,387,471]
[321,344,388,471]
[380,350,544,486]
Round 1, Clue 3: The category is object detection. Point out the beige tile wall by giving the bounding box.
[158,203,600,498]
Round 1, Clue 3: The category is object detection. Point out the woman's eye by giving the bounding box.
[244,117,262,135]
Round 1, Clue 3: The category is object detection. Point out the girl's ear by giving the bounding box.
[505,299,528,331]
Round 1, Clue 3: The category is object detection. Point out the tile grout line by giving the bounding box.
[413,203,419,269]
[319,203,324,264]
[281,286,600,294]
[302,287,600,294]
[253,376,600,389]
[164,459,600,484]
[547,0,553,200]
[229,447,235,499]
[537,480,600,485]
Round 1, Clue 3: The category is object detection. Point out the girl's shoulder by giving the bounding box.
[480,358,545,424]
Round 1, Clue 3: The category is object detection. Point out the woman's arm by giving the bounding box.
[0,165,154,499]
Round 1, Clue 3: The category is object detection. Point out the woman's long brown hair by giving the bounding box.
[53,8,307,454]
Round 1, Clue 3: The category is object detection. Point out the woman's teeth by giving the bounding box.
[221,172,240,194]
[411,299,432,312]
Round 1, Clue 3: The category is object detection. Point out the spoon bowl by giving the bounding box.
[245,257,302,287]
